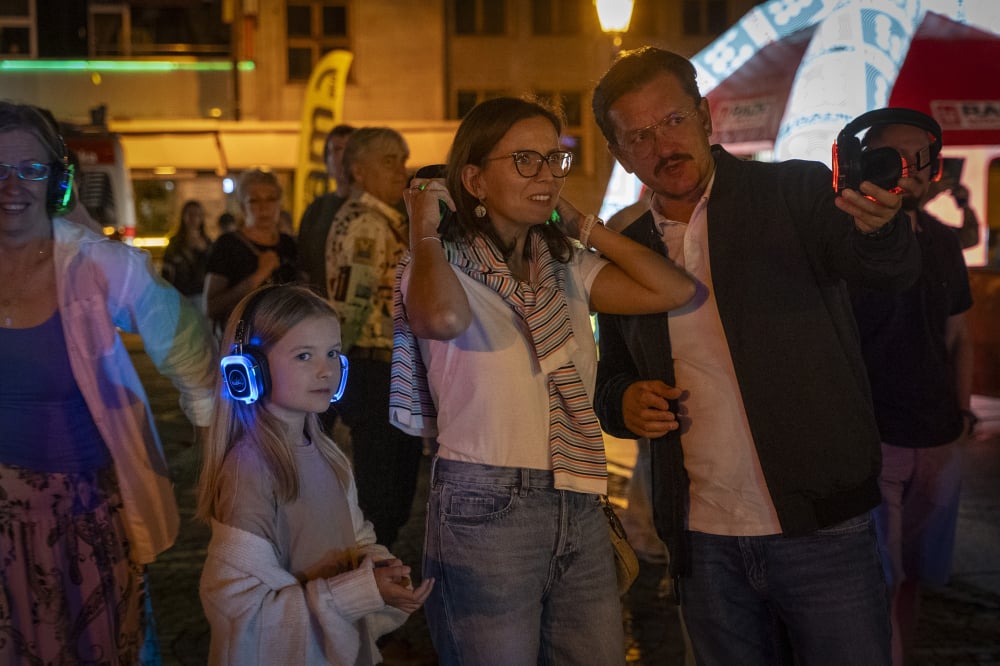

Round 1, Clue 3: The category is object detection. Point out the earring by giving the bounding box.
[474,202,487,218]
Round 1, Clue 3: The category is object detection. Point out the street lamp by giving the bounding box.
[594,0,635,50]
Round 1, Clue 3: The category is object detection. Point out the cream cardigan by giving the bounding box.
[200,520,408,665]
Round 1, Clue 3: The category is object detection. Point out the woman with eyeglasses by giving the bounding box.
[391,96,695,664]
[0,101,217,663]
[204,169,299,335]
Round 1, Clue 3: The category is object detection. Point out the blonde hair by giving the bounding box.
[236,168,282,203]
[196,284,353,523]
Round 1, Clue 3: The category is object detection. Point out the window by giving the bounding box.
[683,0,727,36]
[452,0,505,36]
[535,90,583,128]
[0,0,35,57]
[286,1,349,81]
[88,3,131,56]
[86,1,229,57]
[453,89,508,120]
[533,90,584,166]
[532,0,582,36]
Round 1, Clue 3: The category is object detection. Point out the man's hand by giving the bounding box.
[622,380,683,439]
[835,180,904,234]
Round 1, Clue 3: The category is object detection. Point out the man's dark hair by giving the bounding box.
[323,124,356,162]
[592,46,702,147]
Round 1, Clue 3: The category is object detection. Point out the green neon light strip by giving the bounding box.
[0,60,255,72]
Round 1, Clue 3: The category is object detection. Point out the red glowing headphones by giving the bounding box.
[832,108,942,194]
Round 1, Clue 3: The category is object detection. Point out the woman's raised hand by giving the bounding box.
[404,176,455,244]
[553,198,584,241]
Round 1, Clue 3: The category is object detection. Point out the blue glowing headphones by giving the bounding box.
[220,286,350,405]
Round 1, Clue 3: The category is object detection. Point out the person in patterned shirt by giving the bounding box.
[324,127,420,548]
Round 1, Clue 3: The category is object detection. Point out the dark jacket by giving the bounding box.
[594,146,921,578]
[851,208,973,448]
[297,192,347,295]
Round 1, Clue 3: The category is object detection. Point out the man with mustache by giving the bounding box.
[591,47,921,665]
[850,111,974,666]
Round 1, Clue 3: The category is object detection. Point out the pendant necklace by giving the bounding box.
[0,246,50,328]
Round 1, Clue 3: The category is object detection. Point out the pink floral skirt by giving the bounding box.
[0,463,153,665]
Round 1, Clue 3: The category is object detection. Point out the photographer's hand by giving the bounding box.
[952,183,970,208]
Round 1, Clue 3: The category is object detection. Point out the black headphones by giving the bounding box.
[48,154,74,215]
[29,106,75,215]
[220,285,351,405]
[220,286,277,405]
[832,108,942,193]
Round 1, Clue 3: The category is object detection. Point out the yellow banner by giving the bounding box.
[293,49,354,226]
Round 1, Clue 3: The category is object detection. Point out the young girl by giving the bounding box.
[197,284,432,665]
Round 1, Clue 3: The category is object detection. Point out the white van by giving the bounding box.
[63,126,138,244]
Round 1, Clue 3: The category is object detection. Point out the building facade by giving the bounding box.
[0,0,756,238]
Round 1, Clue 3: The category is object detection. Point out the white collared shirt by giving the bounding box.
[653,176,782,536]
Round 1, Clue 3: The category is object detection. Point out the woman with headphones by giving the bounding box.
[0,102,217,663]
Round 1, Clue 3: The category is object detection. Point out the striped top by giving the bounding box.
[391,231,609,495]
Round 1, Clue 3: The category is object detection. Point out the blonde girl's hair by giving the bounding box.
[196,284,353,523]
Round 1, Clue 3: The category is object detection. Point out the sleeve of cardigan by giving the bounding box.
[784,159,921,293]
[201,521,389,664]
[107,240,217,426]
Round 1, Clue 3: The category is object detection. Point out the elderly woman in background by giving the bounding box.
[204,169,299,333]
[0,101,217,663]
[324,127,423,550]
[392,96,695,664]
[162,198,212,311]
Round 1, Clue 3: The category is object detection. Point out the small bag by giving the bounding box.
[603,497,640,596]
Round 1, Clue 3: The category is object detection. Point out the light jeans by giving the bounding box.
[678,513,891,666]
[423,458,626,665]
[874,440,963,587]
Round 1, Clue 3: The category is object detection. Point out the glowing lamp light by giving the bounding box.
[595,0,635,45]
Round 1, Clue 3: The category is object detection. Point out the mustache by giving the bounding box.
[654,153,692,175]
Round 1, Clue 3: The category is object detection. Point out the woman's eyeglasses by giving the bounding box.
[0,161,52,181]
[485,150,573,178]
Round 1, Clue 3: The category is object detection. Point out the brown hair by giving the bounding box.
[592,46,702,148]
[236,169,282,204]
[443,96,573,262]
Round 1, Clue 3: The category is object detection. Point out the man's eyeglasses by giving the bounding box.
[0,161,52,181]
[619,109,700,159]
[485,150,573,178]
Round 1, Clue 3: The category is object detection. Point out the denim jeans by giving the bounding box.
[874,441,963,587]
[678,514,891,666]
[423,458,626,665]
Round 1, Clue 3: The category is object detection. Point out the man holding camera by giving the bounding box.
[850,110,974,666]
[591,47,921,665]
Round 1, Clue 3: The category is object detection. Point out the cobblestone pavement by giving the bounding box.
[133,343,1000,665]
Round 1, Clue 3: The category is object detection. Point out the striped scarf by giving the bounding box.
[390,231,607,494]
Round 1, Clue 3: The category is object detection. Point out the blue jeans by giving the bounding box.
[678,514,891,666]
[423,458,626,665]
